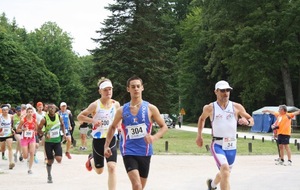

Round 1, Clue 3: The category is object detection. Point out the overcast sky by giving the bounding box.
[0,0,114,56]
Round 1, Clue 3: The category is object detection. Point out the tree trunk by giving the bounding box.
[281,59,294,106]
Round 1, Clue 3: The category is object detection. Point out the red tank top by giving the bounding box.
[22,117,36,139]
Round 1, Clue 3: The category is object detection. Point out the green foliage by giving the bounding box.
[91,0,178,113]
[0,29,60,104]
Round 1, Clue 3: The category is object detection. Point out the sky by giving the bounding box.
[0,0,114,56]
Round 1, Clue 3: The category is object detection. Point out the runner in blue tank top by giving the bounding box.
[104,76,168,190]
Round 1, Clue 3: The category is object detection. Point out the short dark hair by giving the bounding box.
[126,76,143,87]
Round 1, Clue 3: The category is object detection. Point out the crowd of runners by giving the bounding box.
[0,101,77,182]
[1,78,297,190]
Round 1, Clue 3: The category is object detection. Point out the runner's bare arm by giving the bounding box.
[145,104,168,144]
[196,103,212,147]
[104,107,123,158]
[77,101,97,124]
[235,103,254,126]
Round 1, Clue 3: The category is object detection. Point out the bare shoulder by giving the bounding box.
[203,103,213,113]
[232,102,245,111]
[112,99,121,108]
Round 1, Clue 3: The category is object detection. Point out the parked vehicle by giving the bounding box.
[153,113,175,128]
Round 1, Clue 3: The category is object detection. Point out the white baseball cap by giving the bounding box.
[60,102,67,107]
[215,80,233,90]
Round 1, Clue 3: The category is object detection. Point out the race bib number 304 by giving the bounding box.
[222,138,237,150]
[127,123,147,139]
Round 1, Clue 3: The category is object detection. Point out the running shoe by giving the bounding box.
[85,153,93,171]
[2,155,7,160]
[9,163,15,170]
[275,160,284,165]
[19,156,24,162]
[65,152,72,159]
[274,158,280,162]
[34,155,39,164]
[284,160,292,166]
[28,170,33,174]
[206,178,217,190]
[47,176,53,183]
[14,153,17,163]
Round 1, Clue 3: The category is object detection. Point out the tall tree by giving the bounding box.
[25,22,86,109]
[91,0,178,113]
[0,24,60,104]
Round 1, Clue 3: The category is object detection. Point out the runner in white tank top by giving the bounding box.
[77,78,121,190]
[196,80,254,190]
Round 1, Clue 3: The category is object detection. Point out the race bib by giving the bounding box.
[127,123,147,139]
[50,129,60,138]
[222,138,237,150]
[3,128,10,133]
[24,130,34,138]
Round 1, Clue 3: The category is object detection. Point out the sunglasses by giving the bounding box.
[219,89,231,93]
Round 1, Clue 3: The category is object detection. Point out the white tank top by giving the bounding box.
[91,99,117,139]
[212,101,237,138]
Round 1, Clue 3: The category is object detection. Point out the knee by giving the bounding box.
[95,168,104,174]
[220,165,230,179]
[107,163,116,173]
[132,183,142,190]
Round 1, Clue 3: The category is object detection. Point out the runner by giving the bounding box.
[104,76,168,190]
[196,80,254,190]
[58,102,72,159]
[38,103,66,183]
[17,107,37,174]
[77,77,121,190]
[36,102,46,163]
[12,106,23,163]
[0,104,15,169]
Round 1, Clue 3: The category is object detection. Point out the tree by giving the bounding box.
[24,22,86,109]
[0,27,60,104]
[91,0,178,113]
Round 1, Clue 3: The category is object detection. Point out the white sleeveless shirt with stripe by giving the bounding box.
[91,99,117,139]
[212,101,237,138]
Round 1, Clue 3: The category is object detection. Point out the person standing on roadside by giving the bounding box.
[77,78,120,190]
[17,107,37,174]
[38,103,66,183]
[177,114,182,128]
[196,80,254,190]
[104,76,168,190]
[0,104,15,169]
[262,105,300,166]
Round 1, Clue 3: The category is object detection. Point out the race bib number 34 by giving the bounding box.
[222,138,237,150]
[127,124,147,139]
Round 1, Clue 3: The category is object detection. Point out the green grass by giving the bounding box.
[68,122,300,156]
[152,129,300,155]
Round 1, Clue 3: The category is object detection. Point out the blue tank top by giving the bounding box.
[58,110,70,130]
[120,101,153,156]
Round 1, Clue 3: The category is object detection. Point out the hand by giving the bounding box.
[104,147,112,158]
[144,134,154,144]
[196,136,203,147]
[238,117,249,125]
[92,120,102,129]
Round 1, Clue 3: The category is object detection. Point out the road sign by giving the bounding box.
[180,108,186,115]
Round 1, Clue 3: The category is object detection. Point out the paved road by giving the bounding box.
[1,126,299,190]
[0,152,299,190]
